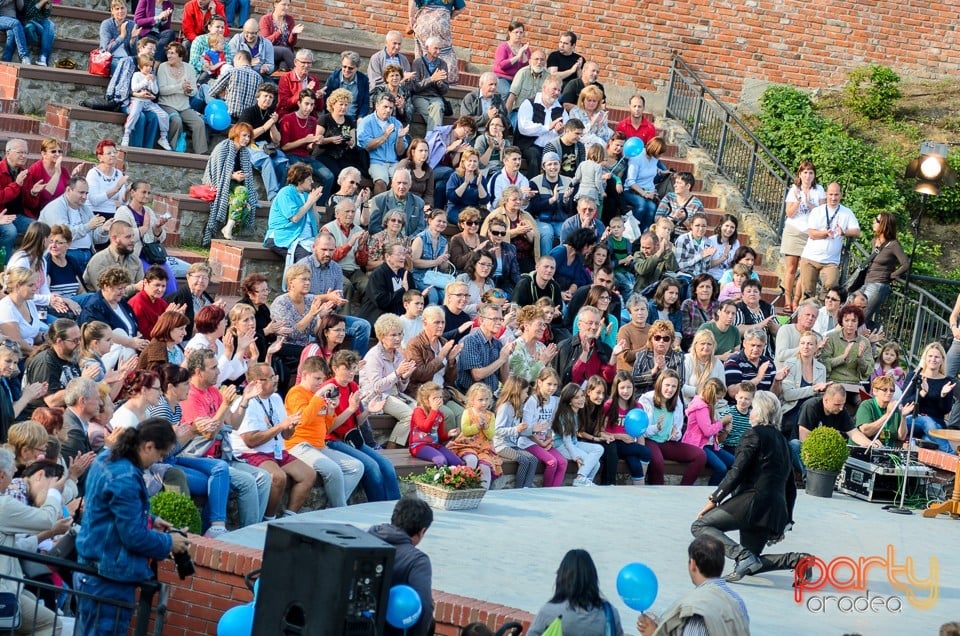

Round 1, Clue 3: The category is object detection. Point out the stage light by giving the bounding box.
[904,144,956,196]
[919,155,944,180]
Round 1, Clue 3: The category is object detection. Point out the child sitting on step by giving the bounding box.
[122,54,171,150]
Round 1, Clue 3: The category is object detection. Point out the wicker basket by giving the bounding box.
[414,481,486,511]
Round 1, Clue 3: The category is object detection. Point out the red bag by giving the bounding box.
[189,184,217,202]
[89,49,112,77]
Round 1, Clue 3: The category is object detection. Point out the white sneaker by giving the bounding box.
[37,56,47,66]
[21,57,31,66]
[157,137,172,150]
[573,475,592,487]
[203,525,228,539]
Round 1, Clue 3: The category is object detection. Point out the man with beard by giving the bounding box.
[24,319,92,418]
[83,220,144,296]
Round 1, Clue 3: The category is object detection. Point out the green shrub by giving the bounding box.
[843,65,901,120]
[800,426,850,472]
[150,490,202,535]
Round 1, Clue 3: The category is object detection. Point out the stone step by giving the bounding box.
[5,63,107,115]
[151,192,269,247]
[209,239,284,286]
[0,113,41,135]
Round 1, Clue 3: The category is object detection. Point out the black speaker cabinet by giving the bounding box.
[252,522,395,635]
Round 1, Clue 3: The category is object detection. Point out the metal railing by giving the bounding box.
[665,54,795,233]
[0,544,167,636]
[845,243,955,366]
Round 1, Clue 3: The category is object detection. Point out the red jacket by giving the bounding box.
[409,406,450,453]
[0,158,23,216]
[181,0,228,42]
[277,70,323,117]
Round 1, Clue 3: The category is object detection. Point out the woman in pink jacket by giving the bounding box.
[682,378,734,486]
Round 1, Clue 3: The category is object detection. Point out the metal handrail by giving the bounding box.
[665,54,794,233]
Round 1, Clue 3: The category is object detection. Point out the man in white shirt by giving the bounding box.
[230,363,316,519]
[799,182,860,301]
[38,177,111,265]
[516,76,567,178]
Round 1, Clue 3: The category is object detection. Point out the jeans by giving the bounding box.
[908,414,955,454]
[290,156,334,205]
[344,315,371,355]
[623,191,656,233]
[2,19,53,62]
[788,438,804,476]
[614,270,636,300]
[251,147,289,199]
[75,572,135,636]
[433,166,453,214]
[704,446,736,486]
[224,0,250,27]
[228,461,271,527]
[0,220,16,266]
[288,442,365,507]
[0,16,28,61]
[327,440,401,502]
[123,108,160,149]
[860,282,891,328]
[614,439,652,481]
[948,340,960,378]
[173,455,231,525]
[537,220,563,256]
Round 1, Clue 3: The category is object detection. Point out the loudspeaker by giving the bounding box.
[253,522,395,635]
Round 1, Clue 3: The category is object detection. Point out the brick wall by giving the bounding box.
[251,0,960,99]
[159,536,534,634]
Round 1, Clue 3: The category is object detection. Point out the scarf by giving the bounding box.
[201,140,258,245]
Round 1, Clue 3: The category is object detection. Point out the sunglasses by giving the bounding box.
[462,220,479,226]
[489,230,506,237]
[651,335,671,342]
[490,290,507,299]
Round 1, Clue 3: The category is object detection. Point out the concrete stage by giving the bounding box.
[223,487,957,635]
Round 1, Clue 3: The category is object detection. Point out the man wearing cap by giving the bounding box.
[528,150,573,255]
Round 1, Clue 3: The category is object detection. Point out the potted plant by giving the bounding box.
[406,465,486,511]
[800,426,850,498]
[150,490,203,534]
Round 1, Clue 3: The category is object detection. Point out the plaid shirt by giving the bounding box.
[296,254,344,296]
[456,330,503,393]
[209,65,263,117]
[676,232,711,277]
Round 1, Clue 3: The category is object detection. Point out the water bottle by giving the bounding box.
[273,437,283,461]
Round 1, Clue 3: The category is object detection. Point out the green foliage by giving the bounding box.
[801,426,850,472]
[843,65,902,120]
[150,490,202,535]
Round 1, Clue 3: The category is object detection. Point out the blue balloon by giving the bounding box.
[623,136,645,159]
[217,603,254,636]
[624,409,648,439]
[386,584,422,629]
[617,562,659,612]
[206,100,231,131]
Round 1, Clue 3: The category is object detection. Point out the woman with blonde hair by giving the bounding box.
[445,147,490,221]
[0,267,47,356]
[509,305,558,382]
[569,84,613,147]
[780,331,828,437]
[360,313,418,448]
[315,87,367,185]
[632,319,685,395]
[902,342,957,454]
[270,263,335,349]
[482,184,540,272]
[682,329,725,401]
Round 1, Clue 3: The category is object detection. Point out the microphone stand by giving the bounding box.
[880,366,924,515]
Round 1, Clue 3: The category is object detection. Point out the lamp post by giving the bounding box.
[895,144,956,338]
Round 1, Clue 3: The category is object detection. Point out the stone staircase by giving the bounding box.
[0,0,780,302]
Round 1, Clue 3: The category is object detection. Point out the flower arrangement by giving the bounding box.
[408,465,482,491]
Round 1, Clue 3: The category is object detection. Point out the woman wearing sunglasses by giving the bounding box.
[480,214,520,295]
[631,319,685,395]
[448,206,487,272]
[482,184,540,272]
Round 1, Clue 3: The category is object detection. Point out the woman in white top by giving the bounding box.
[7,222,80,317]
[782,161,826,312]
[780,330,828,435]
[85,139,128,218]
[0,268,48,355]
[682,329,726,402]
[454,250,495,318]
[183,305,251,384]
[110,369,163,429]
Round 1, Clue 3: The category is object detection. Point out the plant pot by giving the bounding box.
[414,482,486,511]
[805,468,839,498]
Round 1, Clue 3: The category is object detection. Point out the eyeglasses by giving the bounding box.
[295,58,311,65]
[388,218,404,224]
[462,220,479,226]
[328,327,347,333]
[62,337,82,344]
[243,30,259,35]
[651,335,671,342]
[342,65,357,70]
[874,387,895,393]
[477,261,493,268]
[490,230,506,237]
[449,292,469,298]
[826,296,841,302]
[482,315,503,323]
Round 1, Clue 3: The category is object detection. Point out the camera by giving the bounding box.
[168,529,195,580]
[327,386,340,400]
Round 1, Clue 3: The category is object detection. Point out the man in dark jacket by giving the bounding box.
[361,243,415,324]
[369,497,434,636]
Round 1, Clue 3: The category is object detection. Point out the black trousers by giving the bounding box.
[690,506,802,574]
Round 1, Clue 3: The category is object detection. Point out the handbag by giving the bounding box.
[89,48,112,76]
[843,241,885,294]
[422,267,455,290]
[542,616,562,636]
[0,592,20,630]
[141,240,169,265]
[189,184,217,202]
[81,95,123,112]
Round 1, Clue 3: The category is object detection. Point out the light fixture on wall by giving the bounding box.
[904,142,956,195]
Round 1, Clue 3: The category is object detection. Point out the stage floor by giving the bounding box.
[223,487,957,635]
